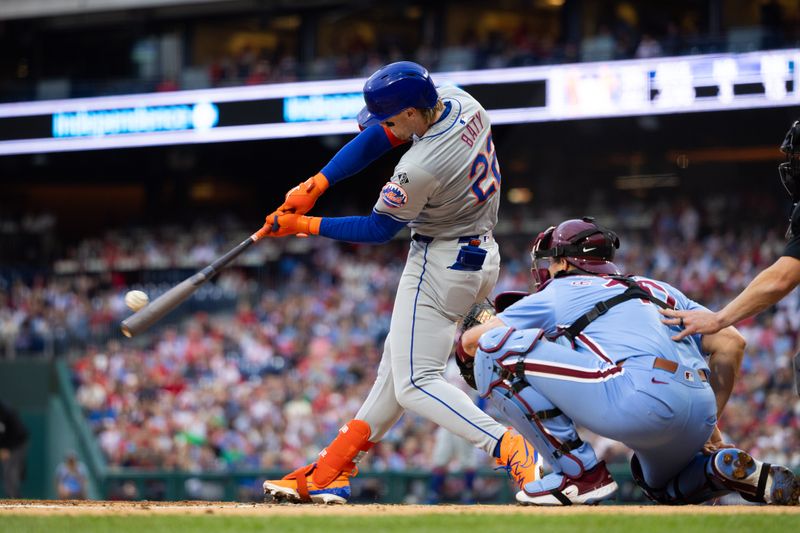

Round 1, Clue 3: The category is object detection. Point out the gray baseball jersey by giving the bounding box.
[372,85,500,238]
[355,85,507,456]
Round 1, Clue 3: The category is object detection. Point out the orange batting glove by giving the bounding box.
[278,173,329,215]
[262,212,321,238]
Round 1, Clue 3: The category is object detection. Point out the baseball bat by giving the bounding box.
[120,226,269,338]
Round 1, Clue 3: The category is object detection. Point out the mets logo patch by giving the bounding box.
[381,182,408,208]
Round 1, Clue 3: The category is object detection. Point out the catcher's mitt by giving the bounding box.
[456,302,496,389]
[462,302,496,331]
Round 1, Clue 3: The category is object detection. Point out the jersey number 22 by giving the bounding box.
[470,132,501,204]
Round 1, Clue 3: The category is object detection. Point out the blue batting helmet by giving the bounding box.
[358,61,439,129]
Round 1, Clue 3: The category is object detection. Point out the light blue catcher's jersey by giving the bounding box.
[497,274,710,373]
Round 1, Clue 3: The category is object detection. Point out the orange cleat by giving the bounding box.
[496,429,544,490]
[263,463,356,504]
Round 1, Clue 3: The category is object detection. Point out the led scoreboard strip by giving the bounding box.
[0,49,796,156]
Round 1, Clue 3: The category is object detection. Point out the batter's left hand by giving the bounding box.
[659,308,724,341]
[262,212,321,238]
[702,425,734,455]
[278,173,329,215]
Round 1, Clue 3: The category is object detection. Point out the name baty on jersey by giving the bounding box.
[460,112,486,148]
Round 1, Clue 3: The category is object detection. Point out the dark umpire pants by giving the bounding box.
[1,441,28,498]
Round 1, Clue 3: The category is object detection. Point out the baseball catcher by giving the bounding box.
[460,217,799,505]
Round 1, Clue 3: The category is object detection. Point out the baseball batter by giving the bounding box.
[461,217,800,505]
[261,61,540,503]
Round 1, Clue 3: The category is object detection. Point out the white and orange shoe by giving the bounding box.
[263,463,356,504]
[495,429,544,490]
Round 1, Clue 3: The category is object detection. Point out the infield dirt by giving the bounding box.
[1,500,798,516]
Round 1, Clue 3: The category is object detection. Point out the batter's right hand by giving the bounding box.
[278,173,329,215]
[260,211,322,238]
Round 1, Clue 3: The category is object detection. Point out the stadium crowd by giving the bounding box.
[206,11,797,89]
[6,2,798,101]
[2,197,799,477]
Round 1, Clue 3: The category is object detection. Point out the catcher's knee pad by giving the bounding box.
[474,326,542,395]
[313,419,374,487]
[475,327,591,478]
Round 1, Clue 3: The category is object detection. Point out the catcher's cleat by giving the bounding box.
[710,449,800,505]
[495,429,544,490]
[263,464,356,504]
[516,461,618,506]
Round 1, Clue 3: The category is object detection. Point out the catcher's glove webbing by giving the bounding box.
[462,302,496,331]
[456,302,496,389]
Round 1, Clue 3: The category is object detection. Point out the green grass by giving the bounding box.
[1,513,796,533]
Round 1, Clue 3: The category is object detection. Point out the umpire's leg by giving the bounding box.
[2,442,28,498]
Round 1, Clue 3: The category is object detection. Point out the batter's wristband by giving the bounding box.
[311,172,330,193]
[303,216,322,235]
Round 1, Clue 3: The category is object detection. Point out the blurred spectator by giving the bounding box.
[0,400,29,498]
[428,427,478,504]
[760,0,785,49]
[155,78,179,92]
[246,60,271,85]
[635,34,664,59]
[661,22,683,57]
[581,25,616,62]
[55,451,88,499]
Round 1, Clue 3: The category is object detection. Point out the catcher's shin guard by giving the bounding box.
[630,453,726,505]
[313,419,374,487]
[475,327,597,478]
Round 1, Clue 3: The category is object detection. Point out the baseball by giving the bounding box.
[124,290,149,311]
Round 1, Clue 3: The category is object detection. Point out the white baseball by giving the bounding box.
[124,290,149,311]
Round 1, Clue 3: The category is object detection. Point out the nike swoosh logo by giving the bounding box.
[582,247,596,252]
[651,377,668,385]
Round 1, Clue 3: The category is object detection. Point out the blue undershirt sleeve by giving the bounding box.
[319,209,408,244]
[321,125,396,185]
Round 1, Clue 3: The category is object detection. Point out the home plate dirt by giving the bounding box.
[1,501,798,516]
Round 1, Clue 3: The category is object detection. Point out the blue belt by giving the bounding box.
[412,234,480,243]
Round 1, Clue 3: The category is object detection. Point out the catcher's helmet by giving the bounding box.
[358,61,439,129]
[531,217,621,289]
